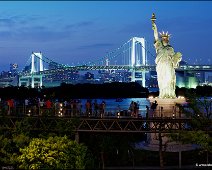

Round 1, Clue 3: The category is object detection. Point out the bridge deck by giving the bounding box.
[19,65,212,77]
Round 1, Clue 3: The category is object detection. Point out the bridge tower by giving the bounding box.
[19,52,44,88]
[106,58,109,66]
[130,37,147,87]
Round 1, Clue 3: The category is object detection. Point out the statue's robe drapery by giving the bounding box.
[154,40,182,99]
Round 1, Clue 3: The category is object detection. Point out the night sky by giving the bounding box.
[0,1,212,71]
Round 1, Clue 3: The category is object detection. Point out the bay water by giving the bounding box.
[78,98,150,117]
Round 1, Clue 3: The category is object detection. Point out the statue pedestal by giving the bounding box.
[149,98,186,118]
[137,97,197,152]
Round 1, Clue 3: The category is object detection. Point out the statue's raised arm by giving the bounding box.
[151,13,158,41]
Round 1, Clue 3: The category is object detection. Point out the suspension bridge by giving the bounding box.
[18,37,212,88]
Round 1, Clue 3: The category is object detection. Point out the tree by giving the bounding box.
[170,93,212,164]
[0,118,31,166]
[80,133,140,168]
[17,135,92,169]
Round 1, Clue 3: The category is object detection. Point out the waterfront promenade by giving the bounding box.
[0,98,149,118]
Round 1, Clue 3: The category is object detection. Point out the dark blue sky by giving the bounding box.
[0,1,212,71]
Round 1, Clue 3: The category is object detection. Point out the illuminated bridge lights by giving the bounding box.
[178,65,212,71]
[18,64,212,78]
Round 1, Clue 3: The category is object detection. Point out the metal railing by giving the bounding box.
[0,104,148,118]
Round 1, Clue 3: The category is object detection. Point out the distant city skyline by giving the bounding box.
[0,1,212,71]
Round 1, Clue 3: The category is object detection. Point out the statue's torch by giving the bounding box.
[151,13,156,24]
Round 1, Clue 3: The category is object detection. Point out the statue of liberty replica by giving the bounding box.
[139,14,196,156]
[141,13,192,157]
[151,13,182,99]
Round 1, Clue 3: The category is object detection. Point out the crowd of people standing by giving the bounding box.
[0,97,146,118]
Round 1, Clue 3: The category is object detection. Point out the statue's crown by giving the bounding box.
[159,31,171,40]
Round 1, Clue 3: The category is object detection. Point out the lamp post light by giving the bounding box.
[28,109,31,116]
[58,103,63,116]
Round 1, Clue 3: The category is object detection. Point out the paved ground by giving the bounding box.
[104,165,209,169]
